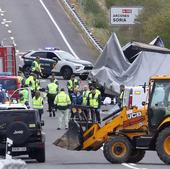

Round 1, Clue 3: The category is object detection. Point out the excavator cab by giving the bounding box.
[148,78,170,131]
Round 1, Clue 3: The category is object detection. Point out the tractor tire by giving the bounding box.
[127,150,145,163]
[103,136,132,163]
[23,66,31,78]
[156,127,170,164]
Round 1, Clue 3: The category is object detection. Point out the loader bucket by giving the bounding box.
[53,120,83,150]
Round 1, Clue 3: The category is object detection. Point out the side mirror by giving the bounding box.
[40,120,45,126]
[143,82,146,93]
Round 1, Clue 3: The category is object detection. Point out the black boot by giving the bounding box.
[53,111,55,117]
[49,112,52,117]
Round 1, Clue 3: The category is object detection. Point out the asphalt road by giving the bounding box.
[0,0,169,169]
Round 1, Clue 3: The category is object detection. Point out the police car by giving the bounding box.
[19,47,93,80]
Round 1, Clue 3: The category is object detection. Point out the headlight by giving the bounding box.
[75,66,81,70]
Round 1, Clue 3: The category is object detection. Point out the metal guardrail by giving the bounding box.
[61,0,103,53]
[0,159,26,169]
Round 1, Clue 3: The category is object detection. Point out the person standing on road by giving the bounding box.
[118,84,125,108]
[47,78,59,117]
[17,70,25,86]
[54,88,71,130]
[88,86,101,123]
[67,74,79,97]
[82,85,90,119]
[32,91,44,121]
[70,87,83,119]
[25,73,40,97]
[31,56,42,78]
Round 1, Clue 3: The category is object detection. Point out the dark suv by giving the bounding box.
[0,108,45,162]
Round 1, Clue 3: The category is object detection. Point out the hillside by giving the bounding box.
[71,0,170,48]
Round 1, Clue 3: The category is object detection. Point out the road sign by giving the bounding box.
[110,7,143,25]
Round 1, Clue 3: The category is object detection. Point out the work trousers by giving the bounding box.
[91,108,101,123]
[56,109,70,129]
[34,109,43,121]
[47,94,56,112]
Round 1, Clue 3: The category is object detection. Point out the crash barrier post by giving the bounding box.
[0,159,26,169]
[61,0,103,53]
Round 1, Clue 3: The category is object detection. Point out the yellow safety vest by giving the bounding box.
[54,91,71,106]
[32,60,41,73]
[32,96,43,109]
[18,99,26,105]
[96,89,101,95]
[82,90,90,105]
[47,82,58,94]
[20,89,29,101]
[26,76,40,91]
[119,91,124,100]
[67,79,79,90]
[89,93,100,108]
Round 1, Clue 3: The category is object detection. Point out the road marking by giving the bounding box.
[5,24,9,27]
[1,13,4,16]
[122,163,147,169]
[10,37,14,40]
[8,30,12,33]
[39,0,79,59]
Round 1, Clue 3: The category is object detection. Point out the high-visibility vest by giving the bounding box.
[96,89,101,95]
[67,79,79,90]
[32,96,43,109]
[32,60,41,73]
[119,91,124,100]
[20,89,29,101]
[82,90,90,105]
[47,82,58,94]
[25,76,34,86]
[89,93,100,108]
[54,91,71,106]
[18,99,26,105]
[26,76,40,91]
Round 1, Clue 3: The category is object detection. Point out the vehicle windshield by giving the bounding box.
[0,79,17,90]
[56,51,78,60]
[150,80,170,107]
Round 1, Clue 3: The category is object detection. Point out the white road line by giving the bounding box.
[122,163,147,169]
[1,13,4,16]
[8,30,12,33]
[5,24,9,27]
[39,0,79,59]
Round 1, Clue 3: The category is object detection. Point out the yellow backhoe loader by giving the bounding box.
[54,75,170,164]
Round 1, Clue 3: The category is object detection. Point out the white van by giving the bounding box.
[123,86,149,108]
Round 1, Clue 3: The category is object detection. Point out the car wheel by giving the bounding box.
[79,74,88,80]
[23,66,31,78]
[61,67,73,80]
[40,73,50,79]
[36,144,46,163]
